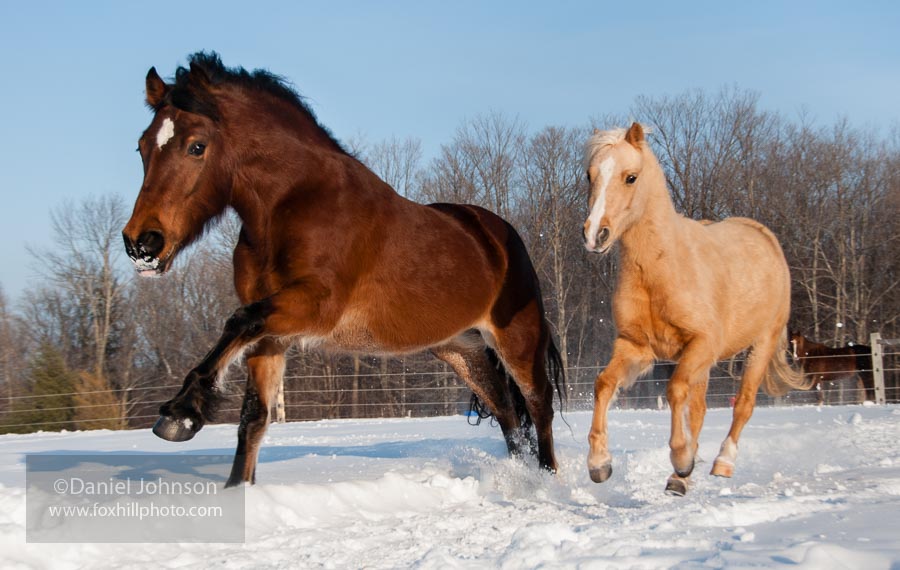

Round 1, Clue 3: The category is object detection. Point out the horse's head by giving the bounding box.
[789,331,803,359]
[122,63,229,276]
[582,122,651,254]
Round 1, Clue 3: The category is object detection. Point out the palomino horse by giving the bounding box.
[122,53,564,486]
[581,123,810,495]
[790,332,873,403]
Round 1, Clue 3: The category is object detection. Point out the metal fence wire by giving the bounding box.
[1,347,898,432]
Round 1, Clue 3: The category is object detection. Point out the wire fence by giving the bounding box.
[1,347,898,433]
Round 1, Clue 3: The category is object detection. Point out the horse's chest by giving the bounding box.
[647,316,687,360]
[616,288,688,359]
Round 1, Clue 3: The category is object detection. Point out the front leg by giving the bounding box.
[153,283,330,442]
[664,339,715,494]
[153,299,276,441]
[588,338,653,482]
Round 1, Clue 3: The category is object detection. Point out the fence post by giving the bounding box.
[275,377,286,423]
[870,332,886,406]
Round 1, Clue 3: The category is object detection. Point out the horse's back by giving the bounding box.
[703,217,787,259]
[699,217,790,287]
[689,216,792,352]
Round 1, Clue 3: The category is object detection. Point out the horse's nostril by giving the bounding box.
[598,227,610,245]
[122,232,138,259]
[136,230,165,258]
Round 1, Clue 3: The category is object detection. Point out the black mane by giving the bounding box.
[154,51,346,153]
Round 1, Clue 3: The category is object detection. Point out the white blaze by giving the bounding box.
[156,118,175,149]
[585,156,615,250]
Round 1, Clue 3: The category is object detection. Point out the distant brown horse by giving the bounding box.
[122,53,564,486]
[790,332,872,403]
[581,123,811,495]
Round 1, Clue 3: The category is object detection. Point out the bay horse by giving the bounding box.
[581,123,811,495]
[790,332,872,403]
[122,52,564,486]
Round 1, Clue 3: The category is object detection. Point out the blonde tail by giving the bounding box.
[762,331,813,396]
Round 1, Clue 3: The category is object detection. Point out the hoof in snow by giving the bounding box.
[665,475,689,496]
[152,415,199,442]
[589,463,612,483]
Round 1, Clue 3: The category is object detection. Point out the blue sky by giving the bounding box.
[1,1,898,301]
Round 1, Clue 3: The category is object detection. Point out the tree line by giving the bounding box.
[1,87,898,433]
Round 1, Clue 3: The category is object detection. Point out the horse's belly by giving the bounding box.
[324,306,478,355]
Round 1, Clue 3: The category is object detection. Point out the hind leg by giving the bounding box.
[226,338,286,487]
[589,337,654,482]
[431,339,525,458]
[711,339,775,478]
[486,317,560,473]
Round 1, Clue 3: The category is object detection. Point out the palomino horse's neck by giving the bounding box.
[618,151,679,268]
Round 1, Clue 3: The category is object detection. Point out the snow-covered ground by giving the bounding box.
[1,404,899,569]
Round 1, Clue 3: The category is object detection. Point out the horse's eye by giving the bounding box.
[625,174,637,185]
[188,142,206,157]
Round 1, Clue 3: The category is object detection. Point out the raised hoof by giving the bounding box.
[710,459,734,478]
[665,476,689,496]
[152,415,199,442]
[588,463,613,483]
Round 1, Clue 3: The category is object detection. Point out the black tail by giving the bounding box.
[469,339,567,431]
[547,337,567,410]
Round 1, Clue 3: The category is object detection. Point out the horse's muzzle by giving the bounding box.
[584,227,612,255]
[123,230,168,276]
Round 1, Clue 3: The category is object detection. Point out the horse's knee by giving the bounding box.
[667,381,689,404]
[225,299,274,338]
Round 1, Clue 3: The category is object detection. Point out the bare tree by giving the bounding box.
[28,195,128,378]
[363,136,423,198]
[634,87,776,221]
[519,126,589,370]
[0,286,26,410]
[421,112,526,218]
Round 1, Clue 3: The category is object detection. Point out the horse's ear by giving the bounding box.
[189,61,212,89]
[624,122,644,147]
[145,67,168,107]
